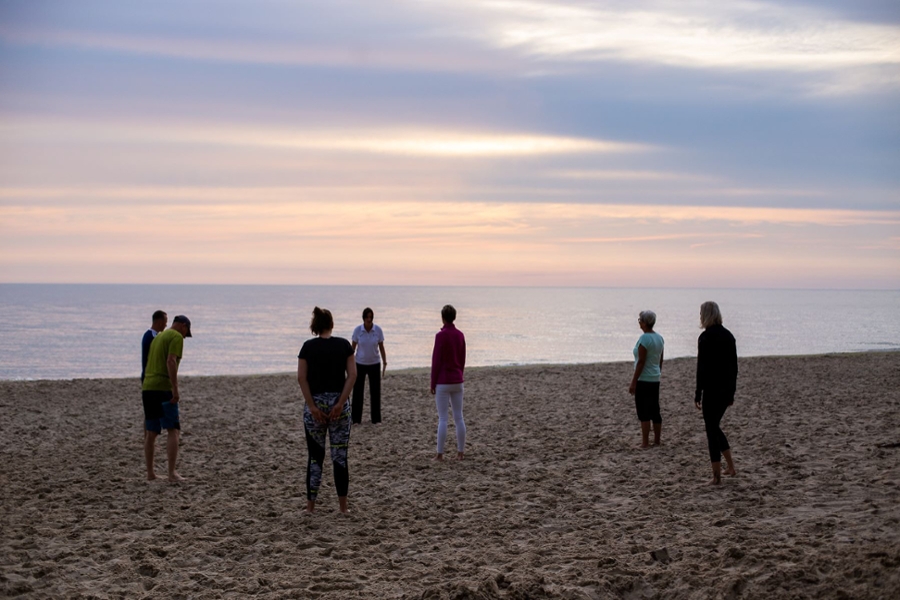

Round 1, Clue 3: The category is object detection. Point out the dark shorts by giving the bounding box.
[142,390,180,433]
[634,381,662,424]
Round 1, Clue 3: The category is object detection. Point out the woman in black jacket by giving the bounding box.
[695,301,738,485]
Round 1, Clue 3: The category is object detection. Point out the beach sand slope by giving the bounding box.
[1,352,899,599]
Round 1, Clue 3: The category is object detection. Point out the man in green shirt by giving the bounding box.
[141,315,192,481]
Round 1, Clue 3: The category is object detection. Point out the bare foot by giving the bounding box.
[147,473,157,481]
[306,501,316,514]
[724,466,737,477]
[637,443,650,449]
[433,454,444,461]
[455,452,464,461]
[708,473,722,485]
[168,472,184,482]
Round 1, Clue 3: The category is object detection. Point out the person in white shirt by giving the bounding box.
[350,307,387,424]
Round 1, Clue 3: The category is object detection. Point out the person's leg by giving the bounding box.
[703,399,728,484]
[370,364,382,424]
[160,399,183,481]
[144,430,159,480]
[448,383,466,459]
[651,383,662,446]
[635,382,651,448]
[719,404,735,475]
[328,395,352,513]
[142,391,163,480]
[640,421,651,447]
[166,429,182,481]
[722,449,736,476]
[351,363,366,424]
[434,385,450,459]
[304,406,327,512]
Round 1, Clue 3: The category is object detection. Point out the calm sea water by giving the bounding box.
[0,284,897,380]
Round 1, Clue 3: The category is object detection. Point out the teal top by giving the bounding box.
[633,332,664,382]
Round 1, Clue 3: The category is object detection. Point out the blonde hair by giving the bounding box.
[700,301,723,329]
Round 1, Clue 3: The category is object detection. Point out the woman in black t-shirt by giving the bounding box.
[298,306,357,513]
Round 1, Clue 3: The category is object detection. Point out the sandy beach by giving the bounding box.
[1,352,899,599]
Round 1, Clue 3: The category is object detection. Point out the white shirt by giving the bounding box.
[352,324,384,365]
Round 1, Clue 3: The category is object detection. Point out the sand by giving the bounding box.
[1,352,899,599]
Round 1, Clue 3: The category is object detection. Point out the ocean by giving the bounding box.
[0,284,897,380]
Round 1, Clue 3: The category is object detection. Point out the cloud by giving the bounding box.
[552,169,717,183]
[2,193,897,286]
[0,118,653,157]
[3,0,898,94]
[465,0,900,69]
[0,24,507,74]
[2,187,898,226]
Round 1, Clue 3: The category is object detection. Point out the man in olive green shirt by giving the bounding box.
[141,315,192,481]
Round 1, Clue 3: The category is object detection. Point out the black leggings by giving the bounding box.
[352,362,381,424]
[702,396,731,463]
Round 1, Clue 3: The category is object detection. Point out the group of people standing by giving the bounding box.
[295,304,467,513]
[139,299,739,513]
[140,310,193,482]
[627,301,739,485]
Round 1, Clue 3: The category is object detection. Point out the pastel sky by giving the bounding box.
[1,0,898,288]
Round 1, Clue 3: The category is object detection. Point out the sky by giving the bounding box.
[0,0,898,288]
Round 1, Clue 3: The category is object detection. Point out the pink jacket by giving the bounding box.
[430,323,466,389]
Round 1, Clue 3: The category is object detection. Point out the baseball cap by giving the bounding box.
[173,315,192,337]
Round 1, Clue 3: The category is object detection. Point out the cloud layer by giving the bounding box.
[0,0,898,287]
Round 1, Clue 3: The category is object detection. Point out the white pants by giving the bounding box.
[435,383,466,454]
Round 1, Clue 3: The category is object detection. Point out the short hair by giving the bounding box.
[310,306,334,335]
[700,301,723,329]
[639,310,656,328]
[441,304,457,323]
[152,310,167,322]
[362,307,374,320]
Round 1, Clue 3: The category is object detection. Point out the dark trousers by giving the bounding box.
[352,362,381,424]
[702,395,731,463]
[634,381,662,424]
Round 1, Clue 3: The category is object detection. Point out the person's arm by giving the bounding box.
[430,333,441,394]
[167,353,181,403]
[659,348,664,373]
[298,358,326,423]
[728,336,738,404]
[695,336,706,409]
[378,341,387,377]
[629,345,647,395]
[141,334,149,373]
[329,355,357,421]
[459,334,466,373]
[351,326,359,354]
[141,331,152,383]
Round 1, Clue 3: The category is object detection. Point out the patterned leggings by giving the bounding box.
[304,392,351,501]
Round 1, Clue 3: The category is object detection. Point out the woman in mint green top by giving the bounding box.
[628,310,664,448]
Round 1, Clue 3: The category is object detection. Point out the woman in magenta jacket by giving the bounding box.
[430,304,467,461]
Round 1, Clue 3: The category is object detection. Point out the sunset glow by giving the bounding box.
[1,0,898,288]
